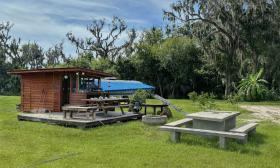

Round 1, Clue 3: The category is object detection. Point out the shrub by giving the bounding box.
[188,91,198,102]
[188,91,217,110]
[237,69,268,101]
[264,88,280,101]
[130,90,151,104]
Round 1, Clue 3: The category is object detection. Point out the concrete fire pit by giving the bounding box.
[142,115,167,125]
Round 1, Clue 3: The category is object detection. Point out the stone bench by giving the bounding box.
[165,118,193,127]
[230,123,258,134]
[159,126,247,149]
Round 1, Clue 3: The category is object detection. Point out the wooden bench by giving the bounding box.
[230,123,258,134]
[165,118,193,127]
[62,106,98,120]
[159,126,247,149]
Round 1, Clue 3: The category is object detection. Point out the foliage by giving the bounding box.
[164,0,280,97]
[238,69,268,101]
[45,42,68,67]
[155,37,201,98]
[130,90,150,104]
[91,58,118,76]
[188,91,198,102]
[264,88,280,101]
[128,28,202,98]
[21,42,45,69]
[188,91,217,111]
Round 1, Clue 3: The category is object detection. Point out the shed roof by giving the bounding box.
[8,67,113,78]
[95,80,155,92]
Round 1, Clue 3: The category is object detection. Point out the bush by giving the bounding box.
[188,91,198,102]
[130,90,151,104]
[264,88,280,101]
[237,69,268,101]
[188,91,217,110]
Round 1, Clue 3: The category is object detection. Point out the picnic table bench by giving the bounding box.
[62,106,97,120]
[165,118,193,127]
[160,111,258,148]
[81,98,130,116]
[160,126,247,148]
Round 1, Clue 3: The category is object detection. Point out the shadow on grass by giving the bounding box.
[174,132,266,155]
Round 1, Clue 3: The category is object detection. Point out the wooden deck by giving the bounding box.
[18,111,142,129]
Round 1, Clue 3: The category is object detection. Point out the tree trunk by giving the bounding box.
[224,76,231,98]
[252,49,258,73]
[157,76,164,97]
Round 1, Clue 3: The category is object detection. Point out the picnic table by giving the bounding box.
[81,98,130,115]
[142,104,169,115]
[186,111,240,131]
[62,106,97,120]
[161,111,258,148]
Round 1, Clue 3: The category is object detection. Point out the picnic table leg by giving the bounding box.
[144,106,147,115]
[160,106,163,113]
[153,107,156,115]
[70,110,73,119]
[171,132,181,143]
[92,110,96,120]
[219,136,226,149]
[63,111,67,119]
[120,106,125,115]
[86,111,90,119]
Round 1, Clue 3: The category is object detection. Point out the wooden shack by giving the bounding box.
[8,68,113,112]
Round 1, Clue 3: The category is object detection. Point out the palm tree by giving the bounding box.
[238,69,268,101]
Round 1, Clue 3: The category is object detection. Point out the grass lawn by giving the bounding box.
[0,96,280,168]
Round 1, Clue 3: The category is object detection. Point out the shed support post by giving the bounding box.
[98,78,101,96]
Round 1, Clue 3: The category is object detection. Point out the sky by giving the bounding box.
[0,0,176,56]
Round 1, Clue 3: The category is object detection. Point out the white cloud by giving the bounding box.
[0,0,176,55]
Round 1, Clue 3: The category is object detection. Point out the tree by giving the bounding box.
[132,28,166,96]
[156,37,201,98]
[21,42,44,69]
[0,22,21,95]
[67,16,136,61]
[164,0,252,97]
[164,0,280,97]
[0,22,21,68]
[45,42,68,67]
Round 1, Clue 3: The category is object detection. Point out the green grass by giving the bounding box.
[0,96,280,168]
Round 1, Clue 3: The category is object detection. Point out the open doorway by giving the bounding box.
[62,75,70,105]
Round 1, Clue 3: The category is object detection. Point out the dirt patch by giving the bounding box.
[240,105,280,123]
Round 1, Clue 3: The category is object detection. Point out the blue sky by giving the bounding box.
[0,0,176,56]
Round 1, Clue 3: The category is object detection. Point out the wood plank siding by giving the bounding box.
[21,73,62,112]
[8,68,113,112]
[69,93,87,105]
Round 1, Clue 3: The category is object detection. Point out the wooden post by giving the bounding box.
[144,106,147,115]
[171,132,181,143]
[76,73,79,94]
[120,106,125,115]
[98,78,101,96]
